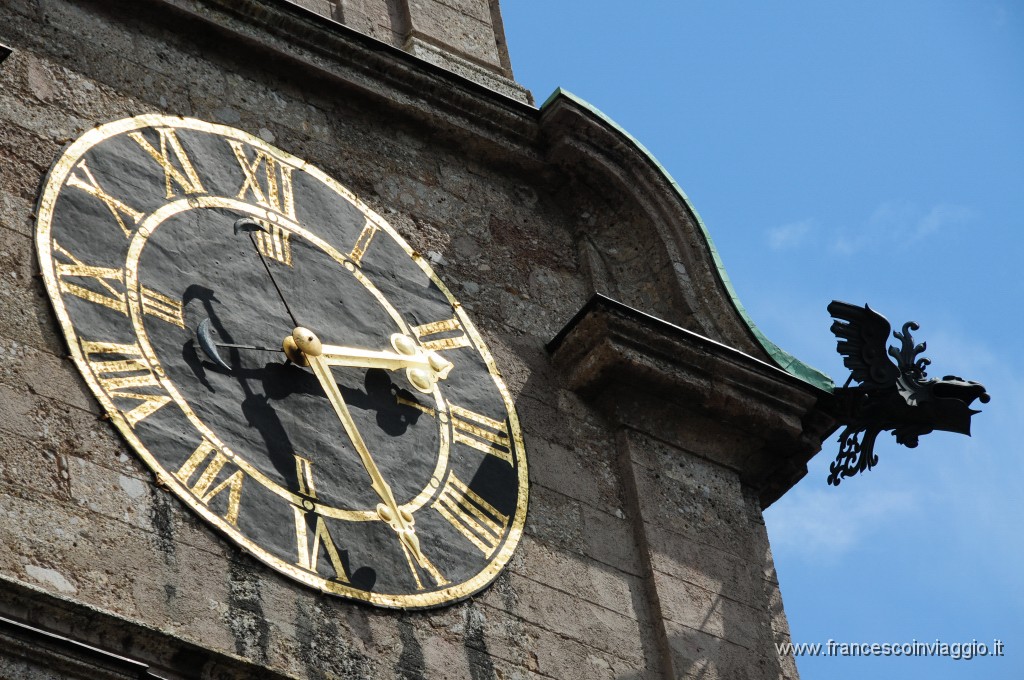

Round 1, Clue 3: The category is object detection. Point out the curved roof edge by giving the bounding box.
[539,88,833,393]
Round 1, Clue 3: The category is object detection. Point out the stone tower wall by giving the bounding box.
[0,1,827,677]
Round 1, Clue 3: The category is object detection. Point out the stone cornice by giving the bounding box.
[539,91,833,392]
[130,0,539,150]
[0,575,293,679]
[549,296,837,506]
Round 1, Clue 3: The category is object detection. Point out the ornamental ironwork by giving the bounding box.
[826,301,989,485]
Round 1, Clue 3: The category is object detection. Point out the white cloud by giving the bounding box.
[767,219,813,251]
[913,204,975,239]
[829,201,975,255]
[765,482,918,561]
[830,235,862,256]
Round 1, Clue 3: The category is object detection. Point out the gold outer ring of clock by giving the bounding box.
[33,114,528,609]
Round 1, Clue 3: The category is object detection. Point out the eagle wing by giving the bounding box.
[827,301,901,389]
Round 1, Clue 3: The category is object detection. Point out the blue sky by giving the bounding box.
[503,3,1023,678]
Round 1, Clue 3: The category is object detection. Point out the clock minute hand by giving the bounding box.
[234,217,300,329]
[305,351,399,513]
[288,327,444,584]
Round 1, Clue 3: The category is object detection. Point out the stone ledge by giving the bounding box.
[132,0,539,134]
[404,36,532,104]
[548,295,837,506]
[1,614,152,680]
[0,576,295,680]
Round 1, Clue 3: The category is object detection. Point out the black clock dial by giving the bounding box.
[35,115,527,608]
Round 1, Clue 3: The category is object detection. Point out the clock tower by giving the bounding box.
[0,1,833,678]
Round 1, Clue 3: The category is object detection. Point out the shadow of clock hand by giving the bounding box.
[178,286,308,494]
[262,362,321,400]
[182,284,237,390]
[239,388,300,490]
[182,338,214,392]
[364,370,426,436]
[217,360,310,496]
[262,366,425,437]
[255,366,428,520]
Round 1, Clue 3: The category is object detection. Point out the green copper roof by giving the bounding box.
[539,88,833,392]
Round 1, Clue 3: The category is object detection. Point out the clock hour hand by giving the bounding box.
[284,332,453,394]
[288,327,444,584]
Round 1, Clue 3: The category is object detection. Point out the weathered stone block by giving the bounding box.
[0,493,228,626]
[0,338,94,413]
[334,0,404,46]
[631,456,756,558]
[404,0,501,66]
[0,190,37,240]
[0,64,112,144]
[0,118,62,175]
[624,408,763,473]
[476,570,647,665]
[522,483,584,555]
[526,433,623,514]
[654,571,764,652]
[509,536,641,621]
[666,620,787,680]
[287,0,336,19]
[646,527,765,611]
[424,0,493,23]
[516,391,611,454]
[581,502,644,577]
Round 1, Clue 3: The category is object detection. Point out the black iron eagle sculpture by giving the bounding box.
[826,301,989,486]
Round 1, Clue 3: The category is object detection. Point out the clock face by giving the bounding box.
[35,115,527,608]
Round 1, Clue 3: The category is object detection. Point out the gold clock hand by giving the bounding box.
[283,332,453,393]
[322,335,453,393]
[289,327,446,586]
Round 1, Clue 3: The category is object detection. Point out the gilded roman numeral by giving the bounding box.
[395,394,436,417]
[81,340,171,428]
[128,127,206,199]
[65,160,145,239]
[433,473,509,558]
[294,455,317,498]
[140,287,184,328]
[449,404,512,464]
[254,222,292,265]
[411,317,471,353]
[174,439,244,526]
[54,242,184,326]
[347,220,379,266]
[395,395,512,464]
[292,507,350,582]
[54,241,127,314]
[229,141,296,219]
